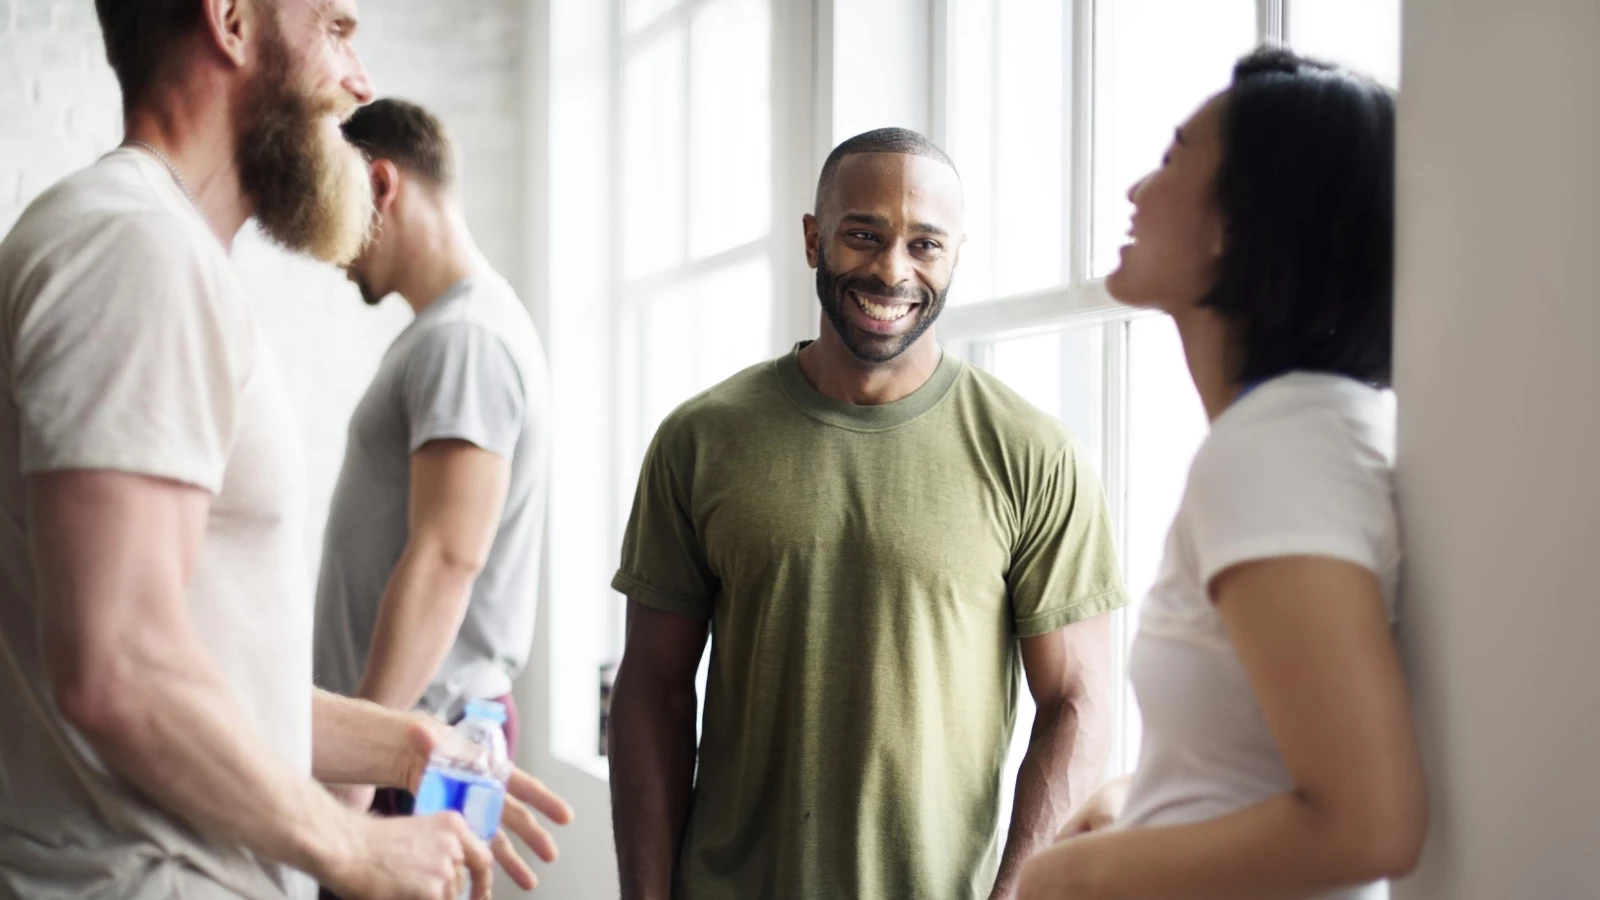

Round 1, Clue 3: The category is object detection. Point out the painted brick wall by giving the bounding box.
[0,0,529,568]
[0,6,618,897]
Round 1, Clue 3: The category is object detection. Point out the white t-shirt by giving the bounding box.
[0,150,313,899]
[1116,373,1400,900]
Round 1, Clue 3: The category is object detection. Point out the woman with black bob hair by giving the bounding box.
[1017,47,1426,899]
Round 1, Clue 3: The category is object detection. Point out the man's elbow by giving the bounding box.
[612,663,695,719]
[51,649,152,750]
[412,539,490,584]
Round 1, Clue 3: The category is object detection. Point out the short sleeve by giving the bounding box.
[14,215,239,493]
[1008,441,1131,637]
[400,322,526,458]
[611,420,716,620]
[1187,419,1394,587]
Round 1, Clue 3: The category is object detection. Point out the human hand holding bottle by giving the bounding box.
[400,709,574,890]
[321,808,496,900]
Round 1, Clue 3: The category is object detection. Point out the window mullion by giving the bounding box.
[1258,0,1288,44]
[1101,316,1133,773]
[928,0,951,147]
[1069,0,1095,287]
[606,0,630,669]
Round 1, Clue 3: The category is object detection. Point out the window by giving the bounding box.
[933,0,1399,812]
[545,0,1400,781]
[547,0,782,773]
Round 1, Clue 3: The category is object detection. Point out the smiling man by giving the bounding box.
[608,128,1130,900]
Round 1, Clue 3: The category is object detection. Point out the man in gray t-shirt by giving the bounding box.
[313,100,550,777]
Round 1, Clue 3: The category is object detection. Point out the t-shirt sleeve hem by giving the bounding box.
[408,420,520,459]
[1015,585,1131,637]
[610,571,713,621]
[1198,535,1379,586]
[20,451,224,495]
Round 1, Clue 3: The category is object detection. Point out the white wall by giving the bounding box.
[1394,1,1600,897]
[0,0,528,566]
[0,2,582,896]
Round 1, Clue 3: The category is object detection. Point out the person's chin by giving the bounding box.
[841,323,919,363]
[1105,259,1154,310]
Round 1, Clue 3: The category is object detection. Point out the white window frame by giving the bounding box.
[545,0,1330,779]
[923,0,1291,775]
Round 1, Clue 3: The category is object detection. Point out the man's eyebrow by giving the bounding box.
[841,212,891,228]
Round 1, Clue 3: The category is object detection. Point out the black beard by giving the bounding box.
[814,245,950,364]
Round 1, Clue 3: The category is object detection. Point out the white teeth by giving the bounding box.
[853,291,913,322]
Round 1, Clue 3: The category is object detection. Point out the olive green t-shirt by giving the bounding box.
[613,344,1128,900]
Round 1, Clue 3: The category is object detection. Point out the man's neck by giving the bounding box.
[394,212,491,316]
[797,325,944,406]
[123,91,253,251]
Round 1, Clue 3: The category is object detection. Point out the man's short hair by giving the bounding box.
[340,99,457,191]
[94,0,205,108]
[814,127,958,211]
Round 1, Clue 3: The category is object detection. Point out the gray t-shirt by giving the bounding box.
[313,276,550,719]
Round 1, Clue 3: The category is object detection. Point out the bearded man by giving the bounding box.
[607,128,1130,900]
[0,2,569,899]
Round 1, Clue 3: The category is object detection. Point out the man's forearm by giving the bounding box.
[312,688,438,789]
[65,642,359,885]
[357,545,477,711]
[992,698,1104,899]
[610,676,699,900]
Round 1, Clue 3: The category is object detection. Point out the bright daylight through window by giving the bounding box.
[545,0,1401,781]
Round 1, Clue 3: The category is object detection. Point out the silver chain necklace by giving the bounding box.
[124,140,199,209]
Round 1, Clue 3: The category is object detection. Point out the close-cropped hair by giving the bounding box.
[815,127,958,210]
[340,98,458,191]
[1207,46,1397,387]
[95,0,206,108]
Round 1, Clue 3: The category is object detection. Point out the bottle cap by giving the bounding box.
[464,699,508,725]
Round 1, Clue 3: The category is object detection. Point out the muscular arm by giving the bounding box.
[356,439,511,711]
[609,601,709,900]
[991,613,1117,900]
[31,470,363,885]
[1018,558,1426,900]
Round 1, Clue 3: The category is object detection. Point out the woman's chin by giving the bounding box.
[1104,265,1144,308]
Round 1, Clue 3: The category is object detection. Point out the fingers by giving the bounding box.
[452,815,495,900]
[508,769,574,825]
[493,831,539,891]
[502,795,560,863]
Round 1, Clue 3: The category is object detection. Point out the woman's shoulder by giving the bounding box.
[1205,373,1395,469]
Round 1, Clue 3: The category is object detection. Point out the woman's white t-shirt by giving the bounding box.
[1116,373,1400,900]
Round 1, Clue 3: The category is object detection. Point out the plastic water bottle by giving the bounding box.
[412,700,511,841]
